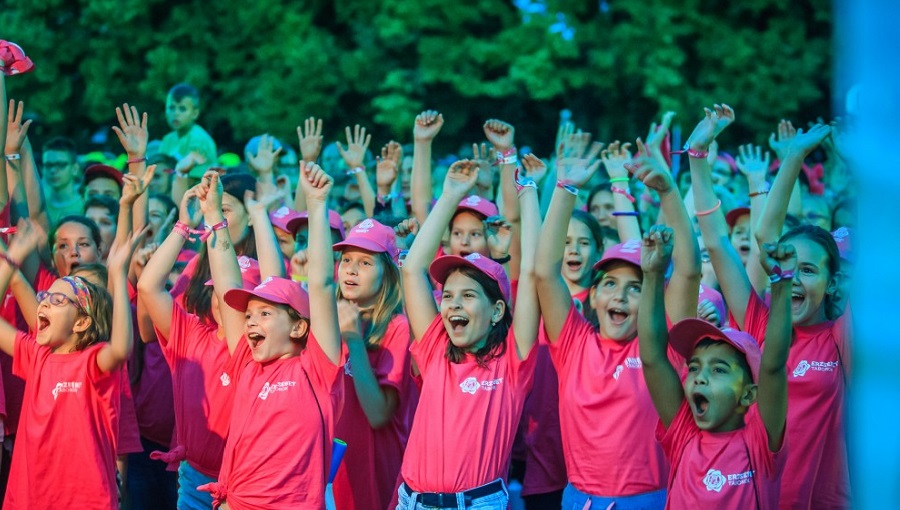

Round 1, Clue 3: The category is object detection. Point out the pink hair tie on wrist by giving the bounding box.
[694,199,722,217]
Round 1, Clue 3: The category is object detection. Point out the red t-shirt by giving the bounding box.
[548,306,673,496]
[5,333,121,509]
[332,314,416,510]
[658,402,786,509]
[401,315,537,493]
[154,303,234,477]
[743,293,851,509]
[206,334,344,510]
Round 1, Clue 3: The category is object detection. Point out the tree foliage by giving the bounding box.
[2,0,831,156]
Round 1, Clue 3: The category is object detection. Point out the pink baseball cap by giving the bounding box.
[725,206,750,229]
[224,276,310,318]
[669,318,761,383]
[429,253,511,302]
[287,209,346,240]
[456,195,498,219]
[0,41,34,76]
[332,218,399,261]
[593,239,642,272]
[84,164,125,188]
[832,227,853,262]
[204,256,261,288]
[269,206,305,234]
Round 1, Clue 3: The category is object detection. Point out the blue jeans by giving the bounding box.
[561,483,666,510]
[396,479,509,510]
[126,438,178,510]
[177,461,216,510]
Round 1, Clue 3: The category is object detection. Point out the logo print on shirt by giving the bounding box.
[220,372,231,387]
[703,469,726,492]
[257,380,297,400]
[459,376,504,394]
[51,381,83,400]
[613,365,623,380]
[792,359,839,378]
[344,360,353,378]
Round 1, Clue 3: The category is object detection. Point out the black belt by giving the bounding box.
[402,479,504,508]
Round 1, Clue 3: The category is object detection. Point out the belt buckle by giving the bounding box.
[438,492,453,507]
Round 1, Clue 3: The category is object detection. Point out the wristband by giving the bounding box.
[173,221,194,241]
[491,254,511,264]
[673,148,709,159]
[4,153,20,161]
[749,183,770,198]
[556,180,579,196]
[127,157,146,165]
[694,199,722,217]
[0,253,20,271]
[514,167,538,194]
[609,177,630,184]
[291,274,308,283]
[0,227,17,235]
[611,187,636,203]
[494,147,518,166]
[201,219,229,242]
[378,192,399,204]
[346,166,365,176]
[612,211,639,217]
[768,266,795,284]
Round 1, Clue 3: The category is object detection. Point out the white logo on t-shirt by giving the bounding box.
[613,365,623,380]
[257,380,297,400]
[220,373,231,387]
[792,359,839,378]
[703,469,726,492]
[51,381,83,400]
[459,376,504,394]
[344,361,353,378]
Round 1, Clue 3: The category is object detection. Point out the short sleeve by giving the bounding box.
[656,400,698,464]
[743,291,771,347]
[302,332,345,395]
[156,303,201,357]
[225,339,254,386]
[12,331,39,380]
[547,306,594,370]
[409,315,447,375]
[505,326,537,391]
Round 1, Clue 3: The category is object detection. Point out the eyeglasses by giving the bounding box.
[36,291,82,311]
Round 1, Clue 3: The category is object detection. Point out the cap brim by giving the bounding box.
[332,238,388,256]
[223,287,290,313]
[592,255,640,272]
[668,318,731,361]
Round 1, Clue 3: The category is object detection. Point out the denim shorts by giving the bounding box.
[396,479,509,510]
[561,483,666,510]
[177,461,216,510]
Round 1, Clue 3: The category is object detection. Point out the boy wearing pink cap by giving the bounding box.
[397,160,541,509]
[329,219,417,510]
[639,226,793,509]
[197,166,344,509]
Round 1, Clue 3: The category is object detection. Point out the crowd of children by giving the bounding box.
[0,41,854,509]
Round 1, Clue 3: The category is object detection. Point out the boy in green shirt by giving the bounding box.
[159,83,217,179]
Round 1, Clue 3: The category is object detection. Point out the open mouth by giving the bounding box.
[739,244,751,255]
[448,315,469,333]
[691,393,710,417]
[566,260,583,272]
[458,250,472,257]
[607,307,629,325]
[791,290,804,308]
[37,313,50,332]
[248,332,266,349]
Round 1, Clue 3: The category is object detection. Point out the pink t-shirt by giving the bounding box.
[118,367,143,455]
[743,293,851,509]
[5,332,122,509]
[332,314,416,510]
[401,315,536,493]
[658,402,786,509]
[205,334,344,510]
[548,306,673,496]
[130,341,175,447]
[154,303,234,477]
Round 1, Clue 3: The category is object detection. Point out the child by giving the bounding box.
[638,225,792,508]
[84,195,119,259]
[199,165,344,509]
[397,159,540,509]
[329,219,415,510]
[83,164,124,201]
[159,83,217,179]
[40,137,84,226]
[0,216,144,508]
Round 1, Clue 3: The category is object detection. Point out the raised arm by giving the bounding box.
[298,162,341,364]
[736,143,772,296]
[601,140,641,241]
[511,172,540,359]
[688,104,753,326]
[199,172,246,354]
[484,119,521,279]
[410,110,443,225]
[293,117,324,213]
[337,125,376,217]
[247,134,284,200]
[112,104,150,239]
[533,132,602,341]
[118,167,156,285]
[244,189,286,280]
[375,141,403,214]
[768,120,805,218]
[637,225,684,428]
[756,240,795,451]
[401,160,478,340]
[0,221,45,355]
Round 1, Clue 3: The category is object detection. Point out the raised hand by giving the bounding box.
[600,140,633,179]
[247,134,283,174]
[336,124,371,169]
[640,225,674,275]
[131,242,159,282]
[413,110,444,142]
[645,111,676,157]
[174,151,207,176]
[299,162,333,203]
[684,104,735,151]
[785,123,831,159]
[442,159,479,198]
[6,219,44,264]
[767,119,797,161]
[698,299,722,327]
[376,141,402,190]
[178,185,203,228]
[111,103,148,158]
[244,188,284,217]
[471,142,496,176]
[625,140,674,194]
[290,249,309,279]
[485,216,513,259]
[297,117,324,163]
[154,209,177,245]
[120,165,156,206]
[393,217,420,238]
[758,239,798,282]
[556,131,603,188]
[196,171,223,218]
[107,226,150,275]
[736,143,771,184]
[483,119,515,152]
[5,99,31,155]
[520,153,548,184]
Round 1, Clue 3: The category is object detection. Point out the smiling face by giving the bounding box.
[562,218,601,289]
[449,211,489,257]
[440,270,504,352]
[788,236,837,326]
[36,280,88,351]
[338,248,385,308]
[591,262,642,341]
[244,299,308,363]
[684,341,756,432]
[729,214,751,265]
[53,221,101,276]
